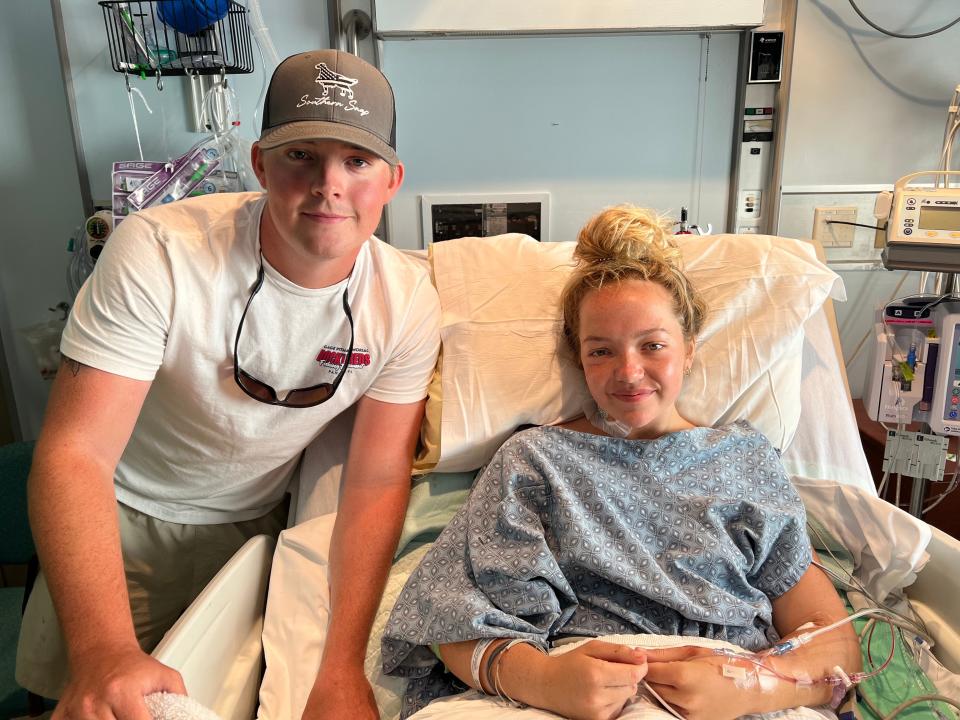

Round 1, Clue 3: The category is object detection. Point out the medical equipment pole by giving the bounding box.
[50,0,94,219]
[331,1,388,244]
[909,475,927,517]
[933,274,960,296]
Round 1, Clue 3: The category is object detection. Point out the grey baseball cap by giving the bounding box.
[258,50,398,165]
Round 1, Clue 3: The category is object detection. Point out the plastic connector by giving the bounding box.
[768,633,812,656]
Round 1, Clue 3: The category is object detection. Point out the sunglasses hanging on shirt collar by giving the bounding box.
[233,257,354,408]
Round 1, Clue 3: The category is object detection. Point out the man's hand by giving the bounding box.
[52,646,185,720]
[536,640,647,720]
[301,663,378,720]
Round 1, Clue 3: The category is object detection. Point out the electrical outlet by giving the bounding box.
[812,206,857,247]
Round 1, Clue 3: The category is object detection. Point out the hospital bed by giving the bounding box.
[153,233,960,720]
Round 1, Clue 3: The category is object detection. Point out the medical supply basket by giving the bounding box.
[99,1,254,78]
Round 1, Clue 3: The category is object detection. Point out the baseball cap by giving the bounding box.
[258,50,398,165]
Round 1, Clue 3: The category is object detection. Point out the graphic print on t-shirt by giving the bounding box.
[316,345,372,374]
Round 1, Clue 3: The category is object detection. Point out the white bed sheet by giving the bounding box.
[780,309,874,494]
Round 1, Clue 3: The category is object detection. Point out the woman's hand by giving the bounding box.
[644,646,769,720]
[527,640,648,720]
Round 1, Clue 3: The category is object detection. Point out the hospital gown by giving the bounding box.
[382,421,812,717]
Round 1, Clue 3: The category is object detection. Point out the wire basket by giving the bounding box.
[99,1,254,77]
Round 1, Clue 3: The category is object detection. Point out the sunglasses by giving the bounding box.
[233,261,354,408]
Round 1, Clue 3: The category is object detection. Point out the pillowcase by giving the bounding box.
[415,233,842,473]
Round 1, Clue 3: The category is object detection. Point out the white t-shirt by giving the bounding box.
[62,192,440,524]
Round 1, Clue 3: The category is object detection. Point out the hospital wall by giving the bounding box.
[0,0,958,439]
[0,0,331,441]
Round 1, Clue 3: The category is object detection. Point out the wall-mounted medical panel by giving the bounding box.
[421,193,549,244]
[374,1,764,36]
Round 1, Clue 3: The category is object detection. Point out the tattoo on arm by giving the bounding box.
[61,356,85,377]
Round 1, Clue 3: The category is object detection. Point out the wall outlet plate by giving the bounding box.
[812,206,857,247]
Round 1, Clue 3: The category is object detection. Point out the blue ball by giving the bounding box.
[158,0,230,35]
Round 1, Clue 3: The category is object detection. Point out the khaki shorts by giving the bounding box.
[15,501,286,699]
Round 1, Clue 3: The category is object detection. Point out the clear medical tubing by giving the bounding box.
[247,0,279,134]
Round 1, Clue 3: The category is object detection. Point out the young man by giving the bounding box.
[16,49,439,720]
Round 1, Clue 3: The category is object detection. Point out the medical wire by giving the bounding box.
[640,680,684,720]
[764,607,924,657]
[247,0,279,135]
[846,0,960,39]
[937,118,960,179]
[827,220,883,231]
[857,618,956,720]
[937,89,960,183]
[860,618,891,674]
[923,459,960,514]
[881,694,960,720]
[125,79,153,162]
[842,271,908,369]
[805,521,930,640]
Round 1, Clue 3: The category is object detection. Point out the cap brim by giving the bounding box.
[257,120,399,165]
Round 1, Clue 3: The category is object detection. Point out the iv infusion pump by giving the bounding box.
[864,299,960,435]
[879,171,960,272]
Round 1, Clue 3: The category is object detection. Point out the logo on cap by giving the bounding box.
[315,63,358,99]
[295,62,371,117]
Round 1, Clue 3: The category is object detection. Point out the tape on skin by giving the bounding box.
[721,658,779,694]
[584,398,634,438]
[722,663,755,689]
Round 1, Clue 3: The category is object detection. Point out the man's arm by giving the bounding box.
[301,395,424,720]
[30,358,185,720]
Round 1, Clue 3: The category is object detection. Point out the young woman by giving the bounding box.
[382,206,861,720]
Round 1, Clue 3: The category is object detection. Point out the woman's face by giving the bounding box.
[578,279,694,440]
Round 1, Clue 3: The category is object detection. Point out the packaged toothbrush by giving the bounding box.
[127,145,222,210]
[127,129,239,210]
[187,169,240,197]
[112,160,169,226]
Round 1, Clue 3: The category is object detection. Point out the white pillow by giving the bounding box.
[424,233,842,472]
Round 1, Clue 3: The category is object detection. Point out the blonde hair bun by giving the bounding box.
[560,204,707,359]
[574,205,682,270]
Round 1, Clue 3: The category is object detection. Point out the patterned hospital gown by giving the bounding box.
[382,421,812,717]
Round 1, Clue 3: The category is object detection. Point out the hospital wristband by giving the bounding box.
[470,638,497,691]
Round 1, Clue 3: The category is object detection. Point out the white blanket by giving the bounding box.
[258,481,933,720]
[408,635,835,720]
